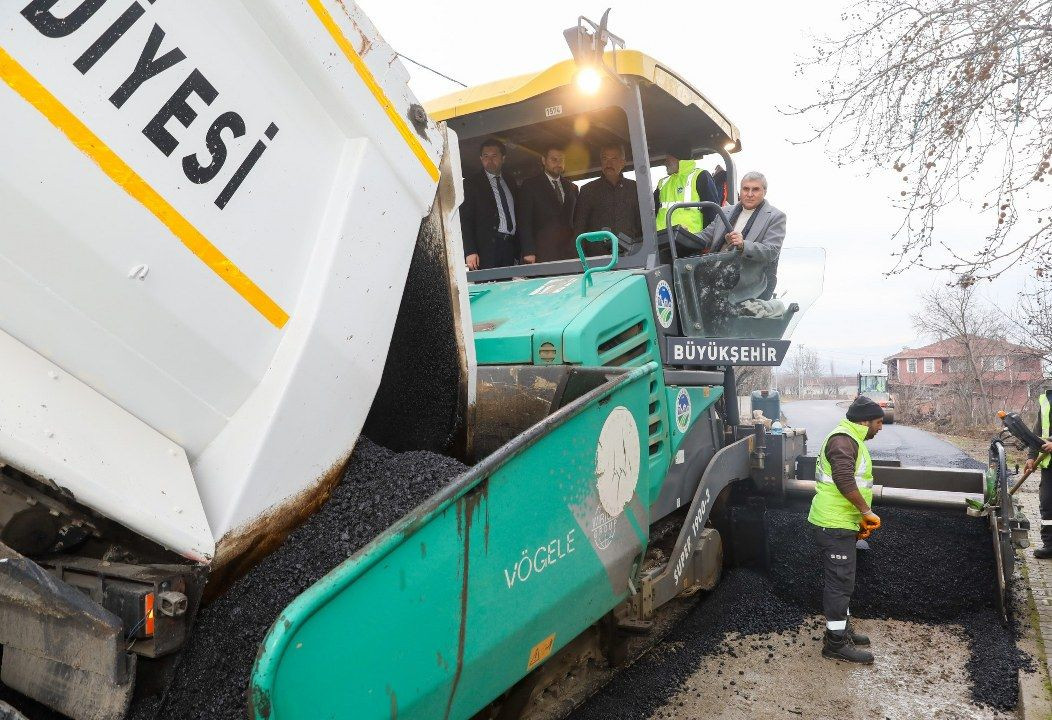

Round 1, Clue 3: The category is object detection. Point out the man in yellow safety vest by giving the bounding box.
[808,396,884,664]
[654,138,719,236]
[1024,387,1052,558]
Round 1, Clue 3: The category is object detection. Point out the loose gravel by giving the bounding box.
[363,217,463,454]
[144,438,463,720]
[573,504,1030,719]
[768,504,1030,711]
[0,439,465,720]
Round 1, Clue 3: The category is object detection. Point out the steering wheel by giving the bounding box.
[663,201,734,260]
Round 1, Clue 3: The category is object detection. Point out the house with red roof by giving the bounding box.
[884,336,1046,415]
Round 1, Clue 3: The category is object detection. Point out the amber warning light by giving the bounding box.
[144,592,156,636]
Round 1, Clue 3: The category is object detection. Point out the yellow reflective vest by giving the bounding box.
[656,159,703,234]
[808,419,874,531]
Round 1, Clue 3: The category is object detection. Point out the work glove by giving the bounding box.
[860,512,881,534]
[856,528,872,541]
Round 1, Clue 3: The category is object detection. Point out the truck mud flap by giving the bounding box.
[0,543,133,720]
[249,362,659,720]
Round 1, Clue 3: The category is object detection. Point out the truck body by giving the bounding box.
[0,1,472,716]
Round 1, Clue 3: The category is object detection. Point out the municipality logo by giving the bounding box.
[675,389,691,433]
[655,280,674,329]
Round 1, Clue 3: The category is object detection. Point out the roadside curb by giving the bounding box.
[1016,491,1052,719]
[1019,667,1052,720]
[1017,569,1052,720]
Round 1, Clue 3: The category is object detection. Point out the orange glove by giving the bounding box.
[857,527,872,540]
[860,512,881,534]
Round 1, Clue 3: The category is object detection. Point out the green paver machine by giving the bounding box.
[249,15,1015,719]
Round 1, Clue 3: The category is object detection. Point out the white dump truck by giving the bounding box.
[1,2,473,716]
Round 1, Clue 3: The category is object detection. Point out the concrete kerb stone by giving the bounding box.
[1017,491,1052,719]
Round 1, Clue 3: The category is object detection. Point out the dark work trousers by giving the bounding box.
[1041,468,1052,547]
[812,524,858,631]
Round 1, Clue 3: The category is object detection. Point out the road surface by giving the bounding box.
[783,398,981,469]
[573,399,1022,720]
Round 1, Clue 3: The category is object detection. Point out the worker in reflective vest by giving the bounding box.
[654,139,719,235]
[1025,389,1052,558]
[807,396,884,664]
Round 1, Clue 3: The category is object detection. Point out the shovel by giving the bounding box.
[1010,451,1049,496]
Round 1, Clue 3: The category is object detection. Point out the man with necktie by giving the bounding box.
[517,145,580,263]
[460,138,519,270]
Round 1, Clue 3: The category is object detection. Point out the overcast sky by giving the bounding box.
[360,0,1029,374]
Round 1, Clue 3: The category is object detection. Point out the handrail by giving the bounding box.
[575,230,620,295]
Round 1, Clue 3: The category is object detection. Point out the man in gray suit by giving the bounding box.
[699,170,785,302]
[694,171,786,335]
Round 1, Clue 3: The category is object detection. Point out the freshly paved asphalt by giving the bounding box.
[782,399,981,469]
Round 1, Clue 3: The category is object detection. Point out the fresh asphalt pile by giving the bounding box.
[0,439,466,720]
[144,437,466,720]
[767,504,1030,710]
[573,503,1031,719]
[363,217,463,454]
[570,568,810,720]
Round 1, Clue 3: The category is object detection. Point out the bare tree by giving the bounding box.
[735,366,774,396]
[1012,276,1052,358]
[790,1,1052,279]
[891,380,929,424]
[823,361,843,397]
[824,374,845,398]
[910,283,1010,422]
[783,345,823,397]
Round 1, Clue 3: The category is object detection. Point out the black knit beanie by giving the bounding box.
[847,395,884,422]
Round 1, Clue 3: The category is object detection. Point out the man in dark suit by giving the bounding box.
[517,145,580,263]
[460,138,519,270]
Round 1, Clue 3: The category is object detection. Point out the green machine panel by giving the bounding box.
[250,363,657,720]
[469,272,673,503]
[469,272,635,366]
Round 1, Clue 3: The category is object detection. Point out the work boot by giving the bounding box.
[846,619,870,647]
[822,630,874,664]
[1034,546,1052,559]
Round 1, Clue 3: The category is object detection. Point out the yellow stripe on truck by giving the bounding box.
[0,46,290,329]
[305,0,440,183]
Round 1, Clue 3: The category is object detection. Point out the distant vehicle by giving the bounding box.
[858,371,896,424]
